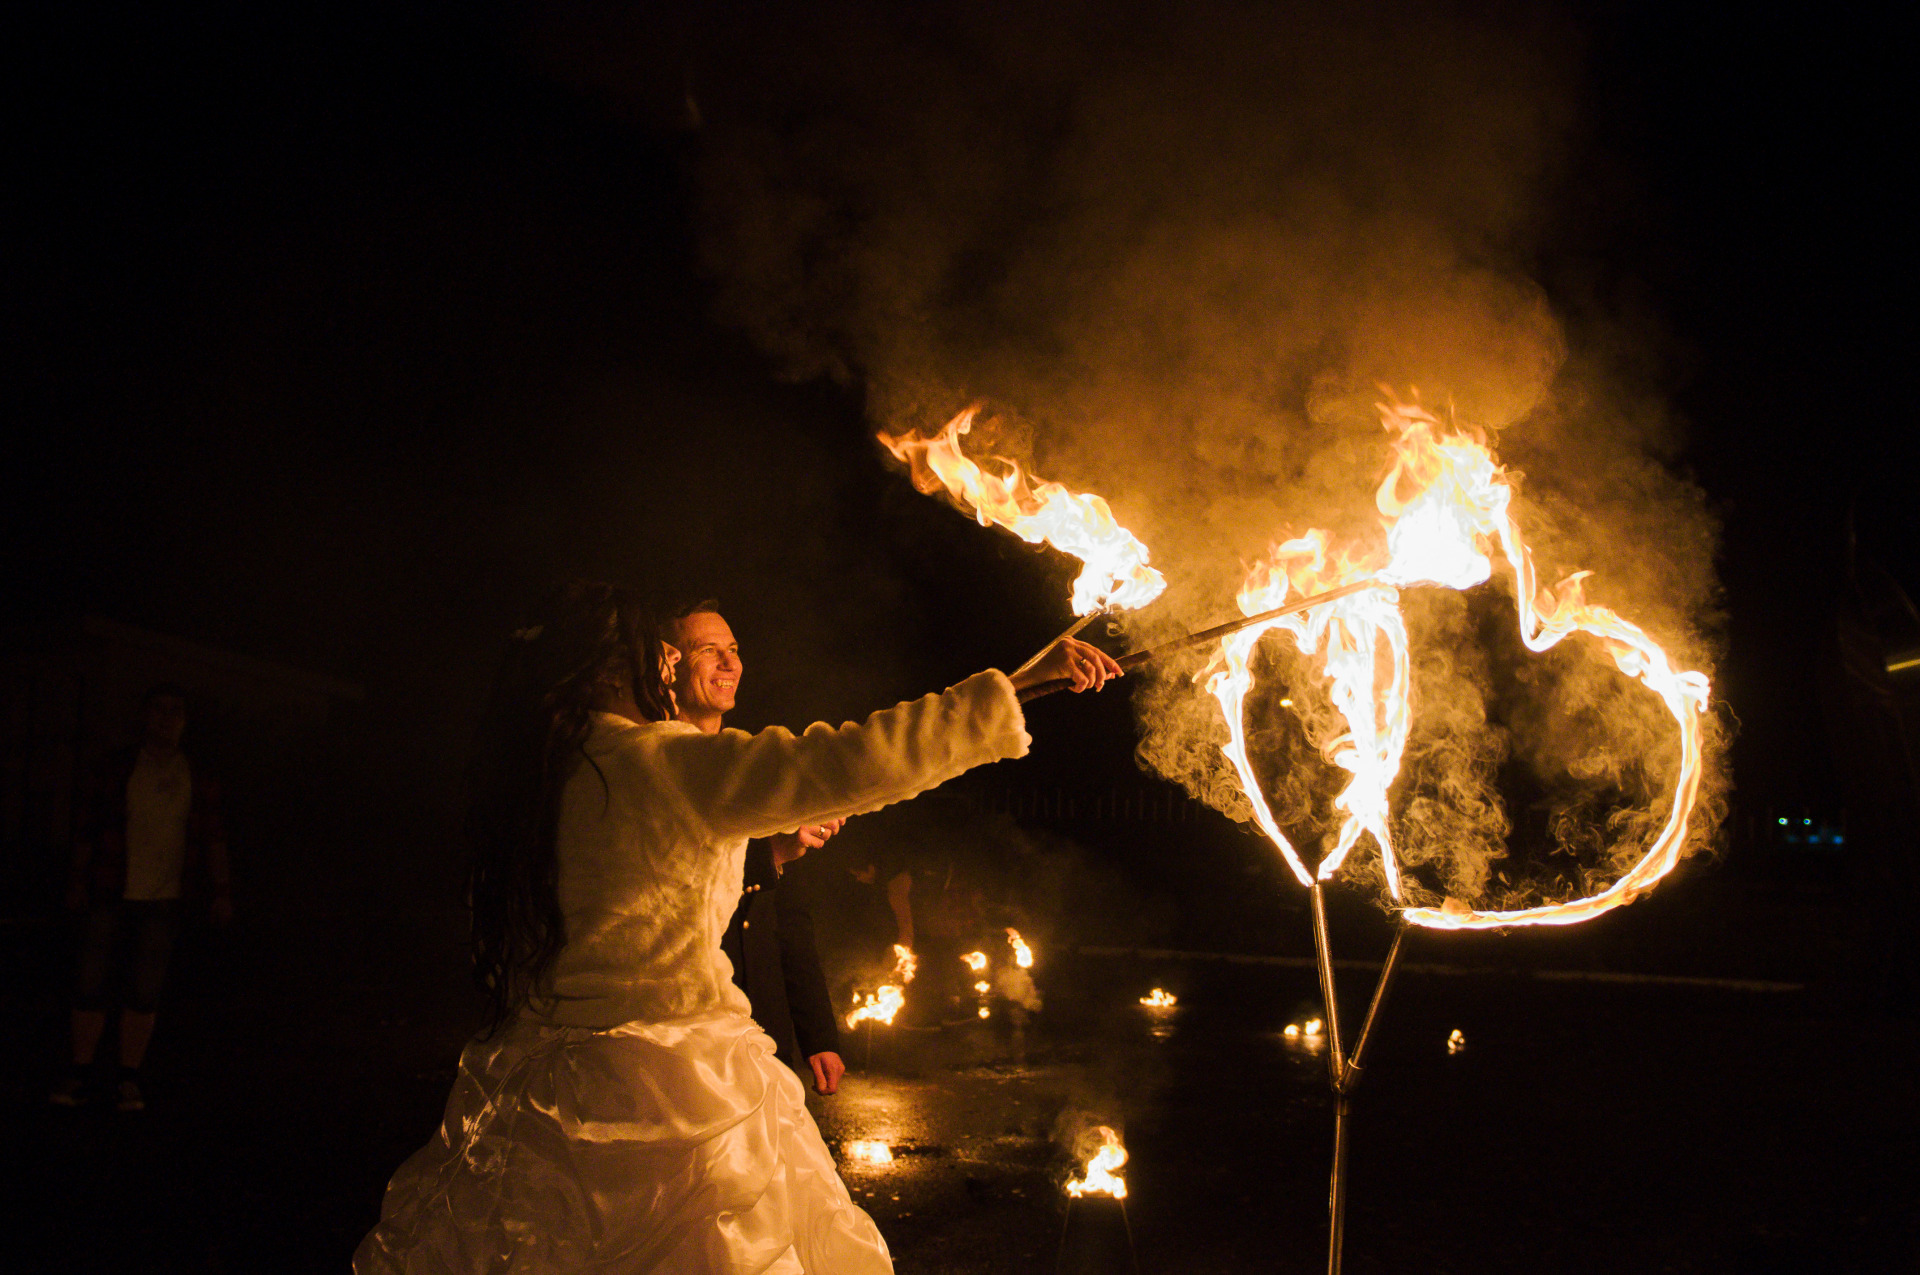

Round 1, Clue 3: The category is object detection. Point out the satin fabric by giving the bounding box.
[353,1010,891,1274]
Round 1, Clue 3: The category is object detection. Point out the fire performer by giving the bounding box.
[666,599,849,1096]
[354,581,1119,1275]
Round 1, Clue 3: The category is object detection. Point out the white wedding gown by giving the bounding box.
[355,673,1031,1273]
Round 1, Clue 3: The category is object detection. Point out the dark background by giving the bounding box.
[2,2,1914,1269]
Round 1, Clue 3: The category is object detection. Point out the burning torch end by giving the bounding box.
[1014,579,1389,703]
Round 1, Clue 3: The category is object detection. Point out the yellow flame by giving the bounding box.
[1208,397,1711,928]
[880,407,1166,615]
[1065,1127,1129,1199]
[961,951,988,972]
[974,979,992,994]
[846,944,919,1028]
[1447,1028,1466,1054]
[978,1005,991,1019]
[846,1140,894,1166]
[1006,928,1034,968]
[1139,988,1178,1008]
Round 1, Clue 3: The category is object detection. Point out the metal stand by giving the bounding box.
[1054,1197,1142,1275]
[1307,884,1411,1275]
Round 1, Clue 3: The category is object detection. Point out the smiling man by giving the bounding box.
[666,606,742,734]
[664,600,847,1095]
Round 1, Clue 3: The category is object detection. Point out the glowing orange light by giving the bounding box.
[1006,928,1033,968]
[846,1140,894,1166]
[1139,988,1178,1008]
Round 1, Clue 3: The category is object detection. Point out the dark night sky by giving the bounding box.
[4,1,1908,827]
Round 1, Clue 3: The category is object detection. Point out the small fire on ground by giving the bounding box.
[1006,928,1033,968]
[1139,988,1178,1008]
[1065,1127,1129,1199]
[846,944,918,1028]
[1447,1028,1467,1054]
[845,1140,894,1166]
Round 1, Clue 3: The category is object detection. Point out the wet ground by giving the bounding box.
[6,918,1916,1273]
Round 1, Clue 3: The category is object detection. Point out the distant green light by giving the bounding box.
[1803,818,1812,826]
[1777,817,1788,825]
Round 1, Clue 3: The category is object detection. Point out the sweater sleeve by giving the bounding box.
[657,670,1029,843]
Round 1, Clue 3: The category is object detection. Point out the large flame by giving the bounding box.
[881,407,1166,615]
[1065,1127,1129,1199]
[847,944,919,1028]
[1209,398,1710,929]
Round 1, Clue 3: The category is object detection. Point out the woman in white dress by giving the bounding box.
[355,582,1119,1273]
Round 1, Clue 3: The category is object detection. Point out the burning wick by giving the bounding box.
[1446,1028,1466,1055]
[974,980,992,995]
[1139,988,1177,1009]
[978,1006,991,1019]
[846,1140,894,1166]
[846,944,918,1029]
[1006,928,1033,968]
[1065,1127,1129,1199]
[961,951,988,972]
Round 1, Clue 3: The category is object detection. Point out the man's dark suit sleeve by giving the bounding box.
[776,871,842,1061]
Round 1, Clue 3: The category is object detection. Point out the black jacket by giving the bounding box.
[720,841,842,1074]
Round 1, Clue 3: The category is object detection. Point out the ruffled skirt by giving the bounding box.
[354,1010,891,1274]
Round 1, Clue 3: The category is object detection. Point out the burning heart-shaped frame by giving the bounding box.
[1207,403,1711,930]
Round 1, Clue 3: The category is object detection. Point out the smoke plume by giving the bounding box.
[658,0,1729,909]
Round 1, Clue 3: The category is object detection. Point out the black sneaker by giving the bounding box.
[49,1073,87,1107]
[116,1078,146,1112]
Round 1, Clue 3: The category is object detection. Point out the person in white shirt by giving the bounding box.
[54,685,231,1112]
[355,581,1117,1274]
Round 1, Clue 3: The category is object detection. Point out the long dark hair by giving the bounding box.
[466,580,675,1033]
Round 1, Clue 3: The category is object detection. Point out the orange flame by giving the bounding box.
[1209,398,1710,929]
[1139,988,1178,1008]
[881,407,1166,615]
[961,950,988,972]
[846,944,918,1028]
[1065,1127,1129,1199]
[1006,928,1034,968]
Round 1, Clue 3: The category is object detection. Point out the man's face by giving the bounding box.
[669,612,741,722]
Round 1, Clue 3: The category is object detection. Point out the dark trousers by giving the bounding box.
[74,898,181,1014]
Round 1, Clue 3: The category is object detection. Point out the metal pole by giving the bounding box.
[1308,883,1347,1084]
[1328,1094,1350,1275]
[1016,579,1388,701]
[1012,611,1103,679]
[1340,920,1410,1094]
